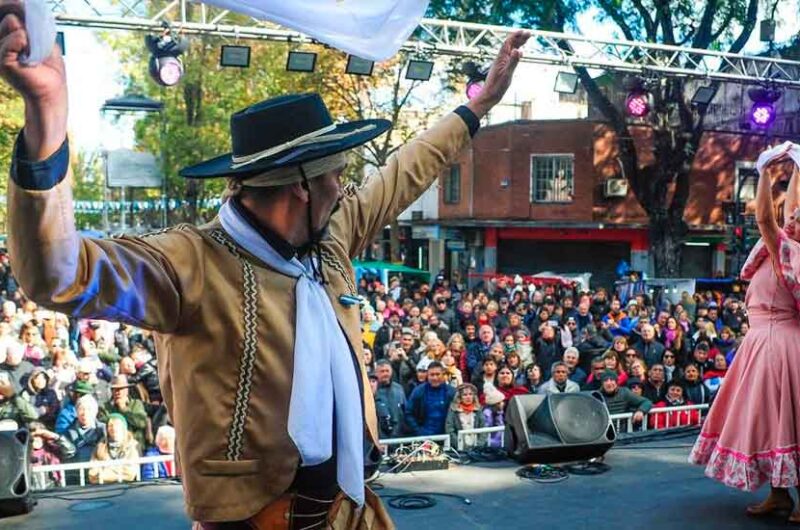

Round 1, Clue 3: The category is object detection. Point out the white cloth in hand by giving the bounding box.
[20,0,57,66]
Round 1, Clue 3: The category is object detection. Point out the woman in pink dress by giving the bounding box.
[690,144,800,522]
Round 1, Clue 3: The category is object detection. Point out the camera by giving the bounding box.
[379,414,394,436]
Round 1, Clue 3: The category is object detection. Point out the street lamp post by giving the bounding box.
[101,95,166,231]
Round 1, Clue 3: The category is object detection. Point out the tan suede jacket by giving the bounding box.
[7,112,470,521]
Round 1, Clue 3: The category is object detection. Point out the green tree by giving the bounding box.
[107,14,445,262]
[317,54,445,260]
[71,150,107,230]
[0,82,24,234]
[428,0,766,277]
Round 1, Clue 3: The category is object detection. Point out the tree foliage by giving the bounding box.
[103,6,445,230]
[428,0,766,276]
[0,82,24,234]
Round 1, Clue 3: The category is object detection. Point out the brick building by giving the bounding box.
[406,119,776,289]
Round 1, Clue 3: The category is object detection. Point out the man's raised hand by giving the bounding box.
[0,0,67,160]
[467,30,531,119]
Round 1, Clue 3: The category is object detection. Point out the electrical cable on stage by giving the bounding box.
[562,461,611,475]
[444,446,507,465]
[515,464,569,483]
[378,492,472,510]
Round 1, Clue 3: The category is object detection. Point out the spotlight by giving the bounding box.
[286,51,317,72]
[750,103,775,127]
[553,71,578,94]
[220,45,251,68]
[145,31,188,87]
[747,87,782,128]
[345,55,374,76]
[462,61,488,100]
[625,91,650,118]
[406,59,434,81]
[691,85,718,109]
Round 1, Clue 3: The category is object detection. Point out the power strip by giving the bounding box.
[389,457,449,473]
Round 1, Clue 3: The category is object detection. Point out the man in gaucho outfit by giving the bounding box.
[0,2,529,526]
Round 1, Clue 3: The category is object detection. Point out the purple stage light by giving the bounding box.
[625,91,650,118]
[750,102,775,127]
[466,80,484,100]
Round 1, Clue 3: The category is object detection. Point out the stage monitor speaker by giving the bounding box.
[504,392,616,464]
[0,427,35,517]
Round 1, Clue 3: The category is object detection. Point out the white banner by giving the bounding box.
[106,149,163,188]
[194,0,429,61]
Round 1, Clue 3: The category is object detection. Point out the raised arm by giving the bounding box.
[784,163,800,224]
[331,30,531,258]
[755,158,786,264]
[1,1,200,331]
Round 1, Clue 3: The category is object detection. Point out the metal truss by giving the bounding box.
[51,0,800,88]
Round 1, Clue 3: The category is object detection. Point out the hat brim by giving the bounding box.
[180,119,391,179]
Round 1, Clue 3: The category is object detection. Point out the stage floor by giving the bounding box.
[2,435,793,530]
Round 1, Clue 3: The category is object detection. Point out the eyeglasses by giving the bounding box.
[625,353,638,357]
[663,354,675,358]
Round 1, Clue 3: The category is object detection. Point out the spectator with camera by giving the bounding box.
[388,329,420,388]
[373,360,405,438]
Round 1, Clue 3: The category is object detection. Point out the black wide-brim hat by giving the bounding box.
[180,93,391,179]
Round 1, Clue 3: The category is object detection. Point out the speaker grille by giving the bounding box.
[549,394,609,444]
[0,429,29,499]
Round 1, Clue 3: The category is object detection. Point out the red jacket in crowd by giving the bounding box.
[648,400,701,430]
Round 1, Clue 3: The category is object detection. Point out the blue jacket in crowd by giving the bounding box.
[405,383,456,436]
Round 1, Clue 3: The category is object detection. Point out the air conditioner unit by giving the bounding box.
[604,178,628,198]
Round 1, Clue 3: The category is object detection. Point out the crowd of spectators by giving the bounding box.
[0,254,176,487]
[363,273,745,450]
[0,248,744,487]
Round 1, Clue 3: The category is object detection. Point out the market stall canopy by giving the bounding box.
[352,260,430,276]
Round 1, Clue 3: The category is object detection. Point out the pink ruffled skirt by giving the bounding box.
[689,311,800,490]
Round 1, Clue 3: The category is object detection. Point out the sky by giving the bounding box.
[60,1,800,153]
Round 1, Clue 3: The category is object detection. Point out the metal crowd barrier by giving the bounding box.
[31,404,709,490]
[32,454,176,489]
[609,404,709,434]
[446,404,710,451]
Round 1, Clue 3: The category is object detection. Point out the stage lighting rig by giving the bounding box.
[747,86,782,128]
[462,61,488,100]
[621,76,653,118]
[146,26,188,87]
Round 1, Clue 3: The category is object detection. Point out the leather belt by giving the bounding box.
[192,486,393,530]
[193,491,336,530]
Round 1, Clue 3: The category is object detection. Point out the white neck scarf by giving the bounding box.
[218,200,364,506]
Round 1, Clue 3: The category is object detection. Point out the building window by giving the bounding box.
[444,164,461,204]
[530,154,574,203]
[735,162,757,202]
